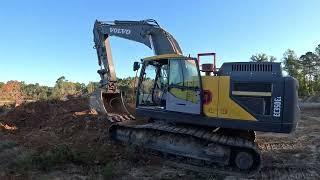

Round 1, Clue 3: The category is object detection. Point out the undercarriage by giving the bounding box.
[109,121,261,176]
[90,90,262,176]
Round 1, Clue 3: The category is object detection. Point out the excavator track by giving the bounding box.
[109,121,262,176]
[90,90,261,176]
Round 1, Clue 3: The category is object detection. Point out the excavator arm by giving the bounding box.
[93,19,182,91]
[91,19,182,116]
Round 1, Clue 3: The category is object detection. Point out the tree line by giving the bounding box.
[1,43,319,103]
[251,44,320,96]
[0,77,92,102]
[0,76,136,103]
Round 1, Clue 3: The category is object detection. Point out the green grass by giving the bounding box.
[32,144,74,171]
[102,162,114,180]
[1,142,117,178]
[0,140,17,152]
[12,151,34,172]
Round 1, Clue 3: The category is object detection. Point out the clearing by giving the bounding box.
[0,97,319,179]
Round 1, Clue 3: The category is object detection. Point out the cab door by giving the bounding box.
[166,59,201,114]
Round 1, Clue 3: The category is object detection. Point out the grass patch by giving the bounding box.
[12,151,34,173]
[5,144,89,173]
[72,149,96,164]
[102,162,114,180]
[0,140,17,152]
[32,144,114,170]
[123,145,149,164]
[124,145,137,161]
[2,142,117,177]
[32,144,74,171]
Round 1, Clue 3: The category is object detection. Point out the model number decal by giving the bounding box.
[273,96,282,117]
[110,28,131,35]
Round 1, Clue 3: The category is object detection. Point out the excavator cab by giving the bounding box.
[136,55,201,114]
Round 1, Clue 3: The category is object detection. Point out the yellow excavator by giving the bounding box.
[90,19,300,175]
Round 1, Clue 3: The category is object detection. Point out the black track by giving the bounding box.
[109,122,261,176]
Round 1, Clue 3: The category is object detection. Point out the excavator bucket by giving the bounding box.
[89,89,135,122]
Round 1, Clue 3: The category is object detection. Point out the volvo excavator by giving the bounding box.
[89,19,300,176]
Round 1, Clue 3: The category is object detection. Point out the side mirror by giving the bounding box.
[133,61,140,71]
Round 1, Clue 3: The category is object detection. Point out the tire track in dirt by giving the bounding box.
[258,142,304,152]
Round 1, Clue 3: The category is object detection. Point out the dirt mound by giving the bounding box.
[0,97,113,153]
[3,98,89,128]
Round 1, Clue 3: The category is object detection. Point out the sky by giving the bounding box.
[0,0,319,86]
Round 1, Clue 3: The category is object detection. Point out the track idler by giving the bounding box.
[89,88,135,122]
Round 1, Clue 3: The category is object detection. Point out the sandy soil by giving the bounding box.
[0,98,319,179]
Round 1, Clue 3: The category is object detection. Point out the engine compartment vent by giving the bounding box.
[218,62,282,77]
[231,63,273,72]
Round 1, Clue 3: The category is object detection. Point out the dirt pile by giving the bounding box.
[0,98,162,179]
[0,97,115,154]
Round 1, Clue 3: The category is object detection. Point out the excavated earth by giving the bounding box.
[0,97,319,179]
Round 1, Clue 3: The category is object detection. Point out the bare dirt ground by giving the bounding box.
[0,98,319,180]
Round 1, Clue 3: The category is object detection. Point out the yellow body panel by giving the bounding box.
[170,88,199,103]
[202,76,219,117]
[202,76,257,121]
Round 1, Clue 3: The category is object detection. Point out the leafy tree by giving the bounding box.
[315,44,320,56]
[86,82,99,94]
[250,53,276,62]
[299,52,319,94]
[56,76,66,84]
[282,49,300,77]
[52,76,79,100]
[269,56,277,62]
[20,82,53,100]
[282,49,307,94]
[0,81,23,102]
[118,77,136,103]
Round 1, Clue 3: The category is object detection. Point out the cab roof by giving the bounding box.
[142,53,192,61]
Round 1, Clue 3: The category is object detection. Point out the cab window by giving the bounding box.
[169,59,200,89]
[169,60,183,86]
